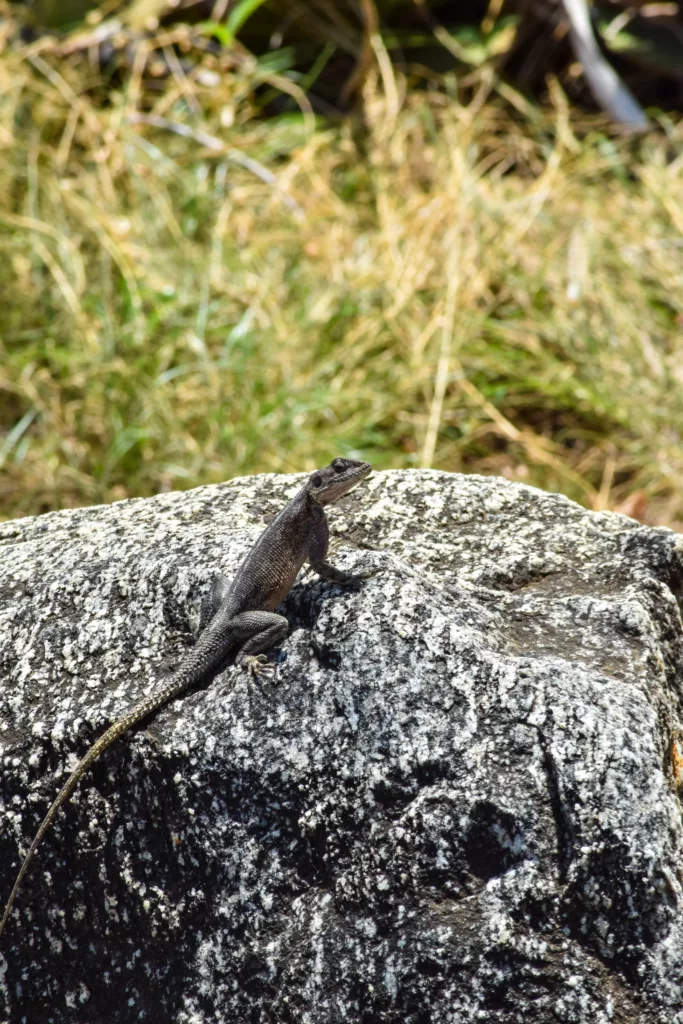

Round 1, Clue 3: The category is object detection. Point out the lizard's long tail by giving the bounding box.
[0,622,232,940]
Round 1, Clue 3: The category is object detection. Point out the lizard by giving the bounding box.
[0,457,372,938]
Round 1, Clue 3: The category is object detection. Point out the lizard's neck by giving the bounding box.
[305,492,327,522]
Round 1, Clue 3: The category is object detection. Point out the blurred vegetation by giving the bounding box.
[0,0,682,529]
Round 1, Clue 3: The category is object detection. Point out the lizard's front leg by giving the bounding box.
[230,610,289,678]
[310,559,366,585]
[308,517,370,585]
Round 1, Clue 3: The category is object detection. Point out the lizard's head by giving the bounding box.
[307,458,372,506]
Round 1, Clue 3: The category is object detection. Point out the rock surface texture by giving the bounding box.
[1,469,683,1024]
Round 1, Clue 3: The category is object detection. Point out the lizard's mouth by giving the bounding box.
[318,461,372,505]
[340,462,372,490]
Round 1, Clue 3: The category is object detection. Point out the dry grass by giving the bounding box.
[0,27,682,528]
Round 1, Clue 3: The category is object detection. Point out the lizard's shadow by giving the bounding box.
[282,575,365,633]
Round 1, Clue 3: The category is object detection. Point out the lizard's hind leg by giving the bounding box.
[231,611,289,681]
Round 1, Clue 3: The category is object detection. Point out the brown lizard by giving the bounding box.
[0,458,372,937]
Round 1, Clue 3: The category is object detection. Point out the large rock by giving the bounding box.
[0,470,682,1024]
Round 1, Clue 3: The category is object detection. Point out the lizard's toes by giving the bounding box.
[340,566,380,586]
[242,654,276,685]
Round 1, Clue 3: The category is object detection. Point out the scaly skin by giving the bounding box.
[0,458,372,938]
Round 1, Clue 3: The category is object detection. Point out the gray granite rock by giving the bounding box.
[1,470,682,1024]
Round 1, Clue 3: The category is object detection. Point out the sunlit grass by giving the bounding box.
[0,33,682,528]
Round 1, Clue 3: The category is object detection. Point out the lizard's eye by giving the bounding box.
[312,474,323,488]
[331,460,345,473]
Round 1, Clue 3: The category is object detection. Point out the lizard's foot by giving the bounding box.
[240,654,276,685]
[338,566,380,586]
